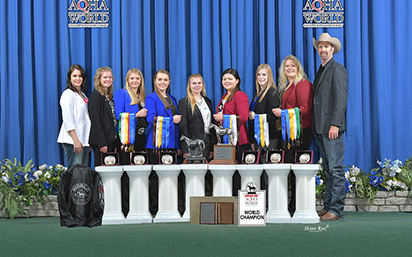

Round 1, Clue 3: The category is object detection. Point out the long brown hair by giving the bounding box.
[125,68,146,106]
[93,67,114,99]
[66,64,87,93]
[255,64,276,102]
[186,73,206,114]
[153,69,171,110]
[222,68,241,103]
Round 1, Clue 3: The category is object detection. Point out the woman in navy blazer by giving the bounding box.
[145,69,181,215]
[89,67,118,167]
[178,73,215,160]
[248,63,279,153]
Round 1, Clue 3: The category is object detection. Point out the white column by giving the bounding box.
[153,165,183,223]
[263,164,291,223]
[209,165,236,196]
[237,164,263,190]
[290,164,321,224]
[181,164,208,221]
[123,165,153,224]
[96,166,125,225]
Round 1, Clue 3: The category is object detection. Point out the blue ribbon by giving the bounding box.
[162,117,170,148]
[281,110,287,144]
[129,113,136,145]
[223,114,231,144]
[254,114,261,146]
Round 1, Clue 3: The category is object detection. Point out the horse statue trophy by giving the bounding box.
[208,124,237,164]
[180,135,207,164]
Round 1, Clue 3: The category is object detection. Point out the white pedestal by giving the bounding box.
[290,164,321,224]
[263,164,291,223]
[96,166,125,225]
[153,165,183,223]
[123,165,153,224]
[237,164,263,190]
[181,164,208,221]
[209,165,236,196]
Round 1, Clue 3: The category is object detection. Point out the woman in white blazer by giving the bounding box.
[57,65,91,169]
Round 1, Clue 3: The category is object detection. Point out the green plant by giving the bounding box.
[0,158,66,219]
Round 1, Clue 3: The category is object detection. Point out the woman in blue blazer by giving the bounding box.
[145,69,181,215]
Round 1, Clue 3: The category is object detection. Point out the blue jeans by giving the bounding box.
[315,132,345,217]
[61,143,89,169]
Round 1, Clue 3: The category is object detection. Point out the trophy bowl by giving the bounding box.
[270,153,281,163]
[299,153,311,164]
[133,155,145,165]
[245,154,256,164]
[161,154,173,165]
[104,155,116,165]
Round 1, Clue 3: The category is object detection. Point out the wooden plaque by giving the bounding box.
[217,202,234,224]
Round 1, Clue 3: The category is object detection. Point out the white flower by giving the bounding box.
[319,179,324,185]
[350,165,360,176]
[44,171,51,179]
[34,170,42,180]
[350,177,356,183]
[1,173,8,183]
[318,158,322,164]
[56,164,64,169]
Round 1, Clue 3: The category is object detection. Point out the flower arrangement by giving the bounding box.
[0,158,66,219]
[316,157,412,205]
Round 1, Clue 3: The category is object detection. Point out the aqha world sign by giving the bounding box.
[302,0,344,28]
[68,0,109,28]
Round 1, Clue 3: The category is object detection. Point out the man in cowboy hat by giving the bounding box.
[312,33,348,221]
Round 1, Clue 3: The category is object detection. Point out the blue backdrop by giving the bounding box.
[1,0,411,171]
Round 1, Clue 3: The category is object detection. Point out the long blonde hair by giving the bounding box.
[277,55,308,94]
[93,67,114,99]
[186,73,206,114]
[153,69,171,110]
[125,68,145,106]
[255,64,276,102]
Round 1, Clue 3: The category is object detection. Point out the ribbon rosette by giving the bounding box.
[119,112,136,146]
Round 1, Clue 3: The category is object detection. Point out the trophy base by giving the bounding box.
[209,159,238,165]
[183,157,208,164]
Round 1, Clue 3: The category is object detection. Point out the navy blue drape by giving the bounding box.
[1,0,411,171]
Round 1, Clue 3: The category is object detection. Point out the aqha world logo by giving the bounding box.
[302,0,344,28]
[68,0,109,28]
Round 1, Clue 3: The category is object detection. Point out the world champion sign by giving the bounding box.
[68,0,110,28]
[302,0,344,28]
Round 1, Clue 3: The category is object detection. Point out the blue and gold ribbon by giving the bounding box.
[254,114,269,148]
[155,116,171,149]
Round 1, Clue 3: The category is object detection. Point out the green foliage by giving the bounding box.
[0,158,66,219]
[399,157,412,197]
[316,157,412,205]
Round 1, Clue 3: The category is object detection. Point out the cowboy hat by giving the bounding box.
[313,33,341,54]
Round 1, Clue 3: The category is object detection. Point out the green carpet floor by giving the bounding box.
[1,212,411,257]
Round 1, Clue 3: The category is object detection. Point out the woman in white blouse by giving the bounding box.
[57,65,91,169]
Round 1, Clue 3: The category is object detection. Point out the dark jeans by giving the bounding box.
[61,143,89,169]
[316,132,346,217]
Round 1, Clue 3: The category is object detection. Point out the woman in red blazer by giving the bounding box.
[214,68,250,196]
[272,55,314,216]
